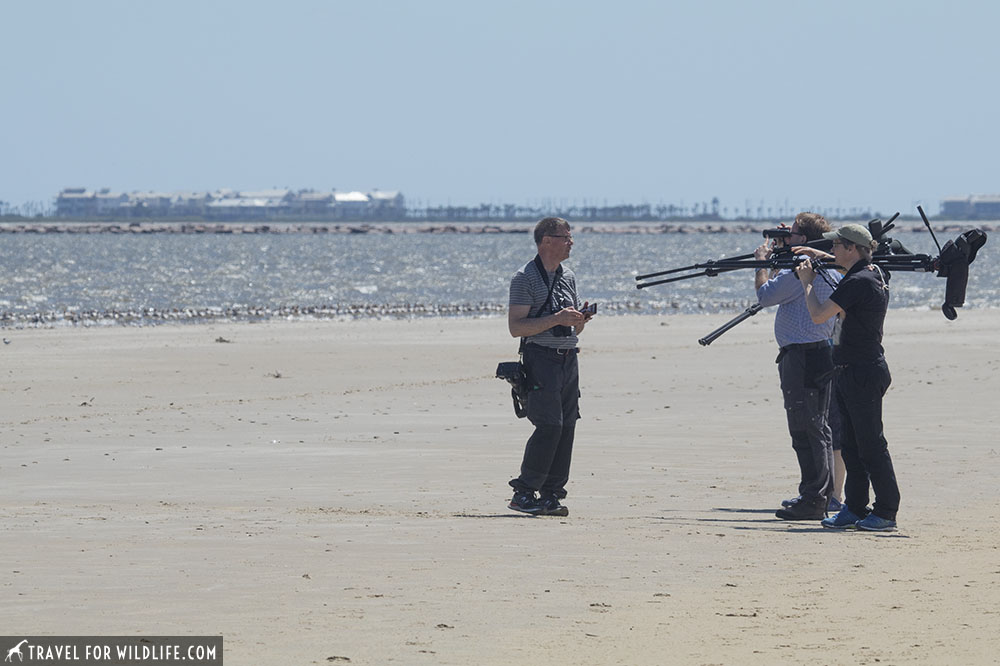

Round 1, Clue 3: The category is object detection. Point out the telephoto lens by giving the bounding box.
[762,228,792,239]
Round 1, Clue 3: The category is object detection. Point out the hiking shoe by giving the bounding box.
[827,497,845,512]
[508,491,542,515]
[856,514,897,532]
[781,495,802,508]
[775,499,826,521]
[538,494,569,517]
[821,508,863,529]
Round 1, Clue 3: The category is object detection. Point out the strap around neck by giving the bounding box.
[519,255,562,354]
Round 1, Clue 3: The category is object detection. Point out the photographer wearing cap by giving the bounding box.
[795,223,899,532]
[755,212,840,520]
[506,217,594,517]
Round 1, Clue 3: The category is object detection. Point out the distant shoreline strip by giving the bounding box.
[1,222,994,235]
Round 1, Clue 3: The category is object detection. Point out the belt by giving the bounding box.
[834,355,885,369]
[817,358,884,384]
[781,340,832,352]
[525,344,578,356]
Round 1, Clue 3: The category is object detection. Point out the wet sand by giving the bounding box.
[2,311,998,664]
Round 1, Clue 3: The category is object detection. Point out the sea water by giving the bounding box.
[0,229,994,326]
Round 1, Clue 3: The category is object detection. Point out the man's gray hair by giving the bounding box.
[534,217,570,245]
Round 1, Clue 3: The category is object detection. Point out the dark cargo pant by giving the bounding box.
[509,344,580,499]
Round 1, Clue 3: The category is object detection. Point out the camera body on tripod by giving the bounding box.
[762,228,792,240]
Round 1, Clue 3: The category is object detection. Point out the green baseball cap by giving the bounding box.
[823,223,873,246]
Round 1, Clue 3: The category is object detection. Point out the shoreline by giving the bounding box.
[3,301,993,330]
[2,220,996,235]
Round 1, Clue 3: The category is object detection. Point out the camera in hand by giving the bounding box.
[552,303,596,335]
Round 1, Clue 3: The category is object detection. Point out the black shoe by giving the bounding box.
[538,494,569,517]
[508,491,543,515]
[775,499,827,521]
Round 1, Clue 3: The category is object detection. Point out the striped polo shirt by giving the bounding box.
[509,256,581,350]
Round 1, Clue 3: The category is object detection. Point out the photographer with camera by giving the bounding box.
[755,212,841,521]
[506,217,594,517]
[795,224,899,531]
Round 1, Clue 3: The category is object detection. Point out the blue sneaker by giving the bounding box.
[827,497,845,512]
[856,514,897,532]
[821,508,863,529]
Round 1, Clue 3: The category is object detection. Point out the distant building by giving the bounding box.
[171,191,214,216]
[940,194,1000,219]
[54,187,405,220]
[292,190,335,215]
[368,190,405,219]
[129,191,173,216]
[333,191,370,219]
[972,195,1000,218]
[237,189,292,202]
[55,188,96,217]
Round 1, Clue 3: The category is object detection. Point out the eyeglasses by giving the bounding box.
[831,240,850,248]
[545,234,573,242]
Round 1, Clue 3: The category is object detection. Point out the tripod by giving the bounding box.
[634,210,987,344]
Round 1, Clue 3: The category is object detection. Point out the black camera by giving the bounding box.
[496,361,529,418]
[762,228,792,239]
[549,300,578,336]
[496,361,525,385]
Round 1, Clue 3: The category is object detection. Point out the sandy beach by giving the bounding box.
[2,310,998,665]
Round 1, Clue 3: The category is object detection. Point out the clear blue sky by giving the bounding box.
[3,1,998,216]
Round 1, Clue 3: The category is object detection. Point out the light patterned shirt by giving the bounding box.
[757,268,840,348]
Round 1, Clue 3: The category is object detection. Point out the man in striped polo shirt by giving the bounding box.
[754,212,840,521]
[506,217,594,517]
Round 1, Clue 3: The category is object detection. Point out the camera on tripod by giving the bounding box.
[634,207,988,337]
[762,227,792,240]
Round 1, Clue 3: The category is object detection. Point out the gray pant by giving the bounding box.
[778,344,834,504]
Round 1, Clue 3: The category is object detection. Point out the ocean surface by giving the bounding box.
[0,229,994,327]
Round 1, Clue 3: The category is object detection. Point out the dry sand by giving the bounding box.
[2,311,998,665]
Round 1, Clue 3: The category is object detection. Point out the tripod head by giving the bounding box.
[867,212,911,256]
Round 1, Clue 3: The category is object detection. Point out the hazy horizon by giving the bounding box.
[3,1,999,215]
